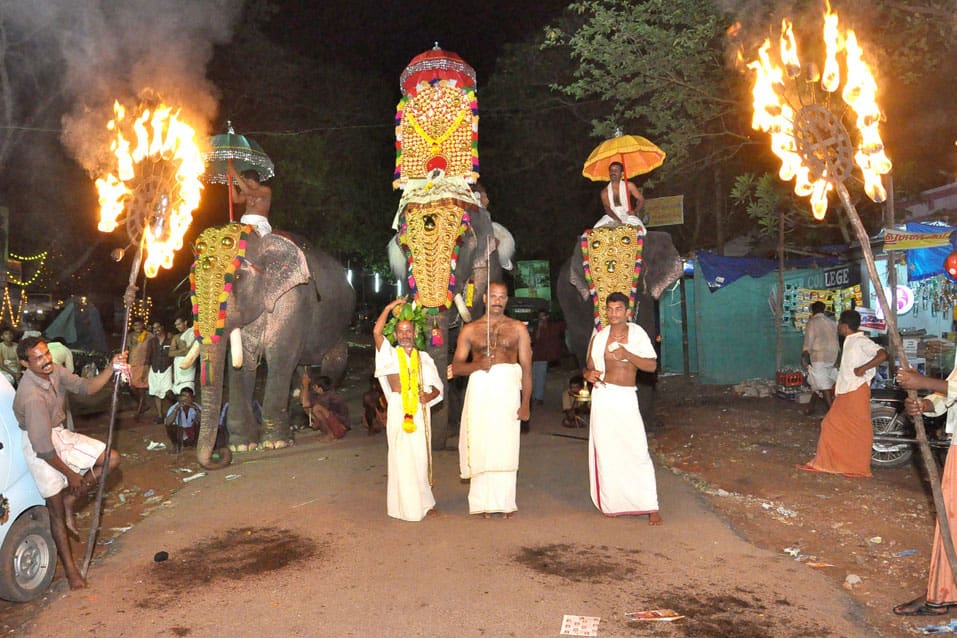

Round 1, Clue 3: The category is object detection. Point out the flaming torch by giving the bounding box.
[745,3,957,580]
[82,98,205,574]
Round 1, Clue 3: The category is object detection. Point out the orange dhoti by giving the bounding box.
[805,383,872,478]
[927,445,957,605]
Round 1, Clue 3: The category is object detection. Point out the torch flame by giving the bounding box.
[95,100,205,277]
[821,2,841,92]
[745,2,891,219]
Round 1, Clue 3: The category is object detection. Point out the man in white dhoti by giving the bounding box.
[583,292,662,524]
[170,316,197,393]
[801,301,838,415]
[373,298,443,522]
[595,162,646,231]
[451,281,532,519]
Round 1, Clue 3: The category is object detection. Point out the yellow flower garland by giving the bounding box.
[397,347,420,433]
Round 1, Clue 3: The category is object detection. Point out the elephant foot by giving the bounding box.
[261,439,294,450]
[229,443,258,453]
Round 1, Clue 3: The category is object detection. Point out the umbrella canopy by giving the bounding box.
[203,122,275,184]
[582,131,666,181]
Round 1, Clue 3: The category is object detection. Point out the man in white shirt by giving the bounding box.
[802,301,839,414]
[798,310,886,477]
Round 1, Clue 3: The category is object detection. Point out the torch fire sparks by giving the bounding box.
[744,3,891,219]
[95,100,205,277]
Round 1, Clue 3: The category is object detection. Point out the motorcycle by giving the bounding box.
[871,386,950,469]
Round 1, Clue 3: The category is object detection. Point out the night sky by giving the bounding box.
[266,1,570,82]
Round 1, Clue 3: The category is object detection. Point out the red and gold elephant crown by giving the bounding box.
[394,45,479,188]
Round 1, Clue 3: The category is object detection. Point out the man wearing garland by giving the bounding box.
[373,298,443,521]
[451,281,532,519]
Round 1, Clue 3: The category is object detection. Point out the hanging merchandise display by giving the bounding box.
[787,284,863,330]
[910,278,957,319]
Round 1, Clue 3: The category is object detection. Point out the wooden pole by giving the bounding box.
[81,242,143,576]
[836,181,957,583]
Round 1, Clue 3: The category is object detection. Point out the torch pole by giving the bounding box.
[81,243,144,576]
[836,181,957,583]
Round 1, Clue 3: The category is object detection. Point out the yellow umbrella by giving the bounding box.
[582,130,666,181]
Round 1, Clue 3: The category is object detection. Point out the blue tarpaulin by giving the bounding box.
[904,222,956,281]
[696,251,842,291]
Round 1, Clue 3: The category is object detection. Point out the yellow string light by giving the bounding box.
[6,250,48,287]
[0,287,26,327]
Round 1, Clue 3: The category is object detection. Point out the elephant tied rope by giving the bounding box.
[580,225,644,331]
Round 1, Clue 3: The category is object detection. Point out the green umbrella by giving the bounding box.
[203,122,275,221]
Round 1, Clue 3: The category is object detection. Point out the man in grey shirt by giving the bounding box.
[14,336,124,590]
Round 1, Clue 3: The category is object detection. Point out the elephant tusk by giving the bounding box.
[181,341,200,368]
[230,328,244,369]
[454,293,472,323]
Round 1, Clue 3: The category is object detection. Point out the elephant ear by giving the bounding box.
[643,230,684,300]
[567,242,591,301]
[260,232,312,313]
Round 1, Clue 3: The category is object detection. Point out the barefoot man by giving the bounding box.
[373,298,443,521]
[451,281,532,519]
[228,163,272,236]
[14,336,124,589]
[583,292,663,524]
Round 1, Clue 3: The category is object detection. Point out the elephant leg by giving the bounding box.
[227,362,260,448]
[319,338,349,387]
[260,347,300,447]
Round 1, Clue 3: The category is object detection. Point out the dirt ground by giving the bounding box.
[651,374,943,638]
[0,338,949,637]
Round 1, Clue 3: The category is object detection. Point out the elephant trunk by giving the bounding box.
[195,342,232,470]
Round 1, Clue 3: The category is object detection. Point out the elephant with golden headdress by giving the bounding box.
[557,225,683,426]
[183,224,355,468]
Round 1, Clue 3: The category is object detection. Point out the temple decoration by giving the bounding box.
[399,205,471,310]
[580,226,644,330]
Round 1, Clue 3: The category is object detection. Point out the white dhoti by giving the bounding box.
[459,363,522,514]
[384,392,436,521]
[22,427,105,499]
[173,330,197,393]
[806,362,836,391]
[594,214,646,233]
[148,367,173,398]
[375,340,443,522]
[589,382,659,516]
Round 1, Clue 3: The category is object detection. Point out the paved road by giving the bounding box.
[21,408,874,637]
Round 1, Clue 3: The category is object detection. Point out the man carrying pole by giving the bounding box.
[14,336,125,589]
[451,281,532,519]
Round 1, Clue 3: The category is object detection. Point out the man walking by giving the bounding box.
[799,309,887,477]
[451,281,532,519]
[14,336,123,589]
[583,292,662,524]
[802,301,839,415]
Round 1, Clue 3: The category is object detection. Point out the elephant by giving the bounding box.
[184,223,355,469]
[388,202,513,450]
[557,227,683,427]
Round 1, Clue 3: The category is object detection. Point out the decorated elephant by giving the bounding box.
[388,194,513,450]
[184,223,355,469]
[557,226,683,426]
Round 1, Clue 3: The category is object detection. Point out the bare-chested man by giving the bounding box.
[451,281,532,519]
[596,161,646,229]
[228,163,272,236]
[583,292,662,525]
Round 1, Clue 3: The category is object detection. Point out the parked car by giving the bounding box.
[0,376,55,601]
